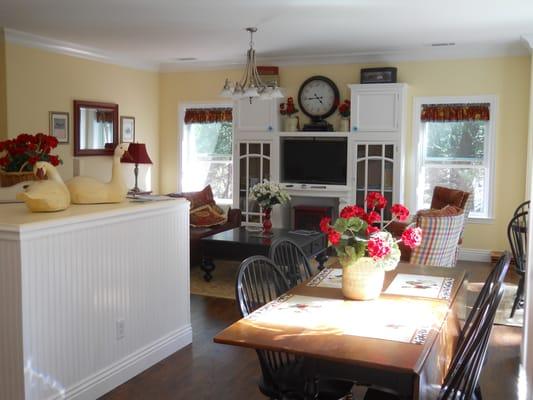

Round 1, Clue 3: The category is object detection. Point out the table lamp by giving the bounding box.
[120,142,152,194]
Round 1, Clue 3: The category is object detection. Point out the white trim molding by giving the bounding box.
[62,326,192,400]
[411,95,498,221]
[521,35,533,52]
[3,28,530,73]
[159,41,529,72]
[457,248,492,262]
[177,102,233,193]
[5,29,159,71]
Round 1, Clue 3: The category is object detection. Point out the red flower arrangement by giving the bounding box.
[0,133,63,172]
[279,97,299,116]
[320,192,422,270]
[338,99,351,118]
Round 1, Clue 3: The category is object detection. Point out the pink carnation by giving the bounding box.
[402,227,422,249]
[367,236,391,260]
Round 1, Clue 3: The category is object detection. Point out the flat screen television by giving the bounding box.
[280,136,348,186]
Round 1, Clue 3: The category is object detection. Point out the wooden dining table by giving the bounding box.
[213,263,467,400]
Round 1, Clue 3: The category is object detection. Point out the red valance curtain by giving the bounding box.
[184,108,233,124]
[421,103,490,122]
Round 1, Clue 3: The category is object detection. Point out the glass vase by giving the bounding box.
[262,207,273,235]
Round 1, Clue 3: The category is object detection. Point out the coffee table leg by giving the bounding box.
[316,251,328,271]
[201,256,216,282]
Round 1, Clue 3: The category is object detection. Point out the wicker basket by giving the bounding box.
[0,170,39,187]
[341,257,385,300]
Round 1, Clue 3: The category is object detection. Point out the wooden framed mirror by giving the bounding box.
[74,100,119,156]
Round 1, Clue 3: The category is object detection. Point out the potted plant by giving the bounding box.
[0,133,63,187]
[280,97,299,132]
[338,99,351,131]
[320,192,422,300]
[249,180,291,235]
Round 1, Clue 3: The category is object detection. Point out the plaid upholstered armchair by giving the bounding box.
[409,207,465,267]
[388,186,470,263]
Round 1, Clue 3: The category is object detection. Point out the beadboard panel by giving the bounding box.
[1,201,191,400]
[0,240,24,400]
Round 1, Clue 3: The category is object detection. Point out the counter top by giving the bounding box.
[0,198,188,233]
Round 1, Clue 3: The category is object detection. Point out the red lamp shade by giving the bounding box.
[120,143,152,164]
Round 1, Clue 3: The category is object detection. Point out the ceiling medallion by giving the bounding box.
[220,27,283,103]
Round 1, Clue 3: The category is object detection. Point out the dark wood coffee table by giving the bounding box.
[199,227,328,281]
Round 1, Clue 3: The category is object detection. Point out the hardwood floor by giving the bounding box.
[101,261,523,400]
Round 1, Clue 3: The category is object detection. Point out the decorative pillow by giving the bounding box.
[168,185,215,210]
[190,204,227,228]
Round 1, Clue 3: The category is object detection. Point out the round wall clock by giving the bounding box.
[297,76,340,122]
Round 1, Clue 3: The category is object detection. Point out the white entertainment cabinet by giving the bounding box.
[232,83,407,228]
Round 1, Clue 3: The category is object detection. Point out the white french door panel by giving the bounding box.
[352,141,403,222]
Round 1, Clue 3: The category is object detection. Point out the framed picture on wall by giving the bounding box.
[120,116,135,143]
[49,111,69,143]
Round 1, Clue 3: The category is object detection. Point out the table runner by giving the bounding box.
[245,294,447,344]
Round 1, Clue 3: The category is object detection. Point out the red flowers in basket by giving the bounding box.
[0,133,63,172]
[319,192,422,270]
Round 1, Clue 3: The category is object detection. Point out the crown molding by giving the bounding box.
[159,41,529,72]
[3,28,529,73]
[4,29,159,71]
[521,34,533,52]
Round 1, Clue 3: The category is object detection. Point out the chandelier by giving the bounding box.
[220,27,283,102]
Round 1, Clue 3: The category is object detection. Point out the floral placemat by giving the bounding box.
[246,294,442,344]
[384,274,454,301]
[308,269,454,301]
[307,268,342,288]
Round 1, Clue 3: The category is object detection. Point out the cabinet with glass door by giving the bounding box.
[354,142,402,225]
[234,140,272,226]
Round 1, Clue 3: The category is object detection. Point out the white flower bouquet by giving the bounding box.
[249,180,291,209]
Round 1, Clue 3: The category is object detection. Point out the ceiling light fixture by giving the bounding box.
[220,27,283,103]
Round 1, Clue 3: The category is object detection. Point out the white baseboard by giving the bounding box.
[458,248,492,262]
[57,325,192,400]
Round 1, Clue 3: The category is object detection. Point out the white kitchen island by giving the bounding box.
[0,199,191,400]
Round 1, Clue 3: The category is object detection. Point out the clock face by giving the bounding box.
[298,76,340,120]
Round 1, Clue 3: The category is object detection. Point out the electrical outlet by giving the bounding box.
[116,319,125,340]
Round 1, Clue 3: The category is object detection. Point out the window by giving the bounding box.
[181,106,233,204]
[413,96,496,220]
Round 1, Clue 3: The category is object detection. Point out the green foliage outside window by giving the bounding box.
[425,121,485,162]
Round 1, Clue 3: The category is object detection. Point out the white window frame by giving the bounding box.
[178,102,233,204]
[411,95,497,223]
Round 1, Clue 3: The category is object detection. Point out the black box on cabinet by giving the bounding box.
[360,67,397,84]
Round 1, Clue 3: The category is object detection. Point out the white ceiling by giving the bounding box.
[1,0,533,70]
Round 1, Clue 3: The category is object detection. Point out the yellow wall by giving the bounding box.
[0,29,7,140]
[5,43,160,191]
[160,57,531,251]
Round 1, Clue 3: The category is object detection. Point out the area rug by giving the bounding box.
[190,261,240,299]
[190,261,524,327]
[494,284,524,327]
[189,258,334,300]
